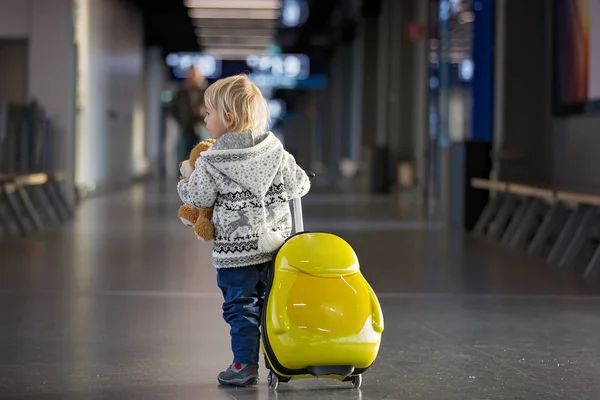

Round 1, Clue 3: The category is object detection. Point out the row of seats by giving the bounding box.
[471,179,600,281]
[0,101,74,240]
[0,172,73,238]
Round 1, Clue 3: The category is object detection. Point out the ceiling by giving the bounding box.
[123,0,340,57]
[123,0,197,53]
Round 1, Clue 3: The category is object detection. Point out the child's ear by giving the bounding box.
[225,112,234,127]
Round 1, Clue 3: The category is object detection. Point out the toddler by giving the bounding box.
[177,74,310,386]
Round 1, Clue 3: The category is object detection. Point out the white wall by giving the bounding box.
[0,0,150,192]
[29,0,76,175]
[0,0,75,176]
[0,0,30,38]
[75,0,146,188]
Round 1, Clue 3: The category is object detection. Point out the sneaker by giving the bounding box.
[217,363,259,387]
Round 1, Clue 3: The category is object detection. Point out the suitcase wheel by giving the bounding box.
[267,371,279,390]
[351,374,362,389]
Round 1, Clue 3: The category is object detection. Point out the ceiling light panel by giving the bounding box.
[188,8,279,20]
[185,0,280,9]
[202,44,269,51]
[192,18,276,28]
[196,27,275,37]
[201,53,255,61]
[199,36,273,46]
[203,47,268,57]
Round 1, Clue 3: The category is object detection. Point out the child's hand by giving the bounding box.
[180,160,193,179]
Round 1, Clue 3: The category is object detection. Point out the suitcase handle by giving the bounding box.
[290,170,314,234]
[291,197,304,233]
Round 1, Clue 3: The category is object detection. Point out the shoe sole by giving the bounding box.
[218,377,259,387]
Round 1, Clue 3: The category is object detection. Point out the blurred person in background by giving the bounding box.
[169,66,209,172]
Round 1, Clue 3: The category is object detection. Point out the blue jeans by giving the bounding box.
[216,262,270,364]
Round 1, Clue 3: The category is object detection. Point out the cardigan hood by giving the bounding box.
[201,131,284,203]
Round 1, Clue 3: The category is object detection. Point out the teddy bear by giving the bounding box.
[178,138,216,241]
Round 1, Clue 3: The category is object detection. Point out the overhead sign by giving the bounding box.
[166,53,222,79]
[249,73,327,90]
[246,54,310,80]
[249,74,297,89]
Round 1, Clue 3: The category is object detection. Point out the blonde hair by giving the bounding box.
[204,74,270,134]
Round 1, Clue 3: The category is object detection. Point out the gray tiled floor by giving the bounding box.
[1,183,599,399]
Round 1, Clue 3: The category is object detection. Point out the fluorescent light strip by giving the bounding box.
[198,34,273,40]
[203,47,268,58]
[202,53,258,61]
[192,19,277,28]
[204,47,267,53]
[196,27,275,37]
[202,44,268,50]
[185,0,280,9]
[188,8,279,19]
[198,36,273,46]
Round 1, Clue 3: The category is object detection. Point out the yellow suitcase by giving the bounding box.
[261,196,384,390]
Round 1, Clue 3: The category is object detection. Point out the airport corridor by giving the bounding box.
[1,183,600,399]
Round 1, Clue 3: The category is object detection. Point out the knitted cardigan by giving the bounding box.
[177,131,310,269]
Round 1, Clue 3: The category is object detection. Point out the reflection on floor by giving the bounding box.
[1,183,599,399]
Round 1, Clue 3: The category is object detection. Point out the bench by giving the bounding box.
[0,171,73,238]
[0,100,74,240]
[471,178,600,281]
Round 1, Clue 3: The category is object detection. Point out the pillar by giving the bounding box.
[329,46,345,181]
[437,0,465,230]
[412,0,430,196]
[491,0,505,181]
[371,0,392,193]
[144,46,165,177]
[348,5,365,164]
